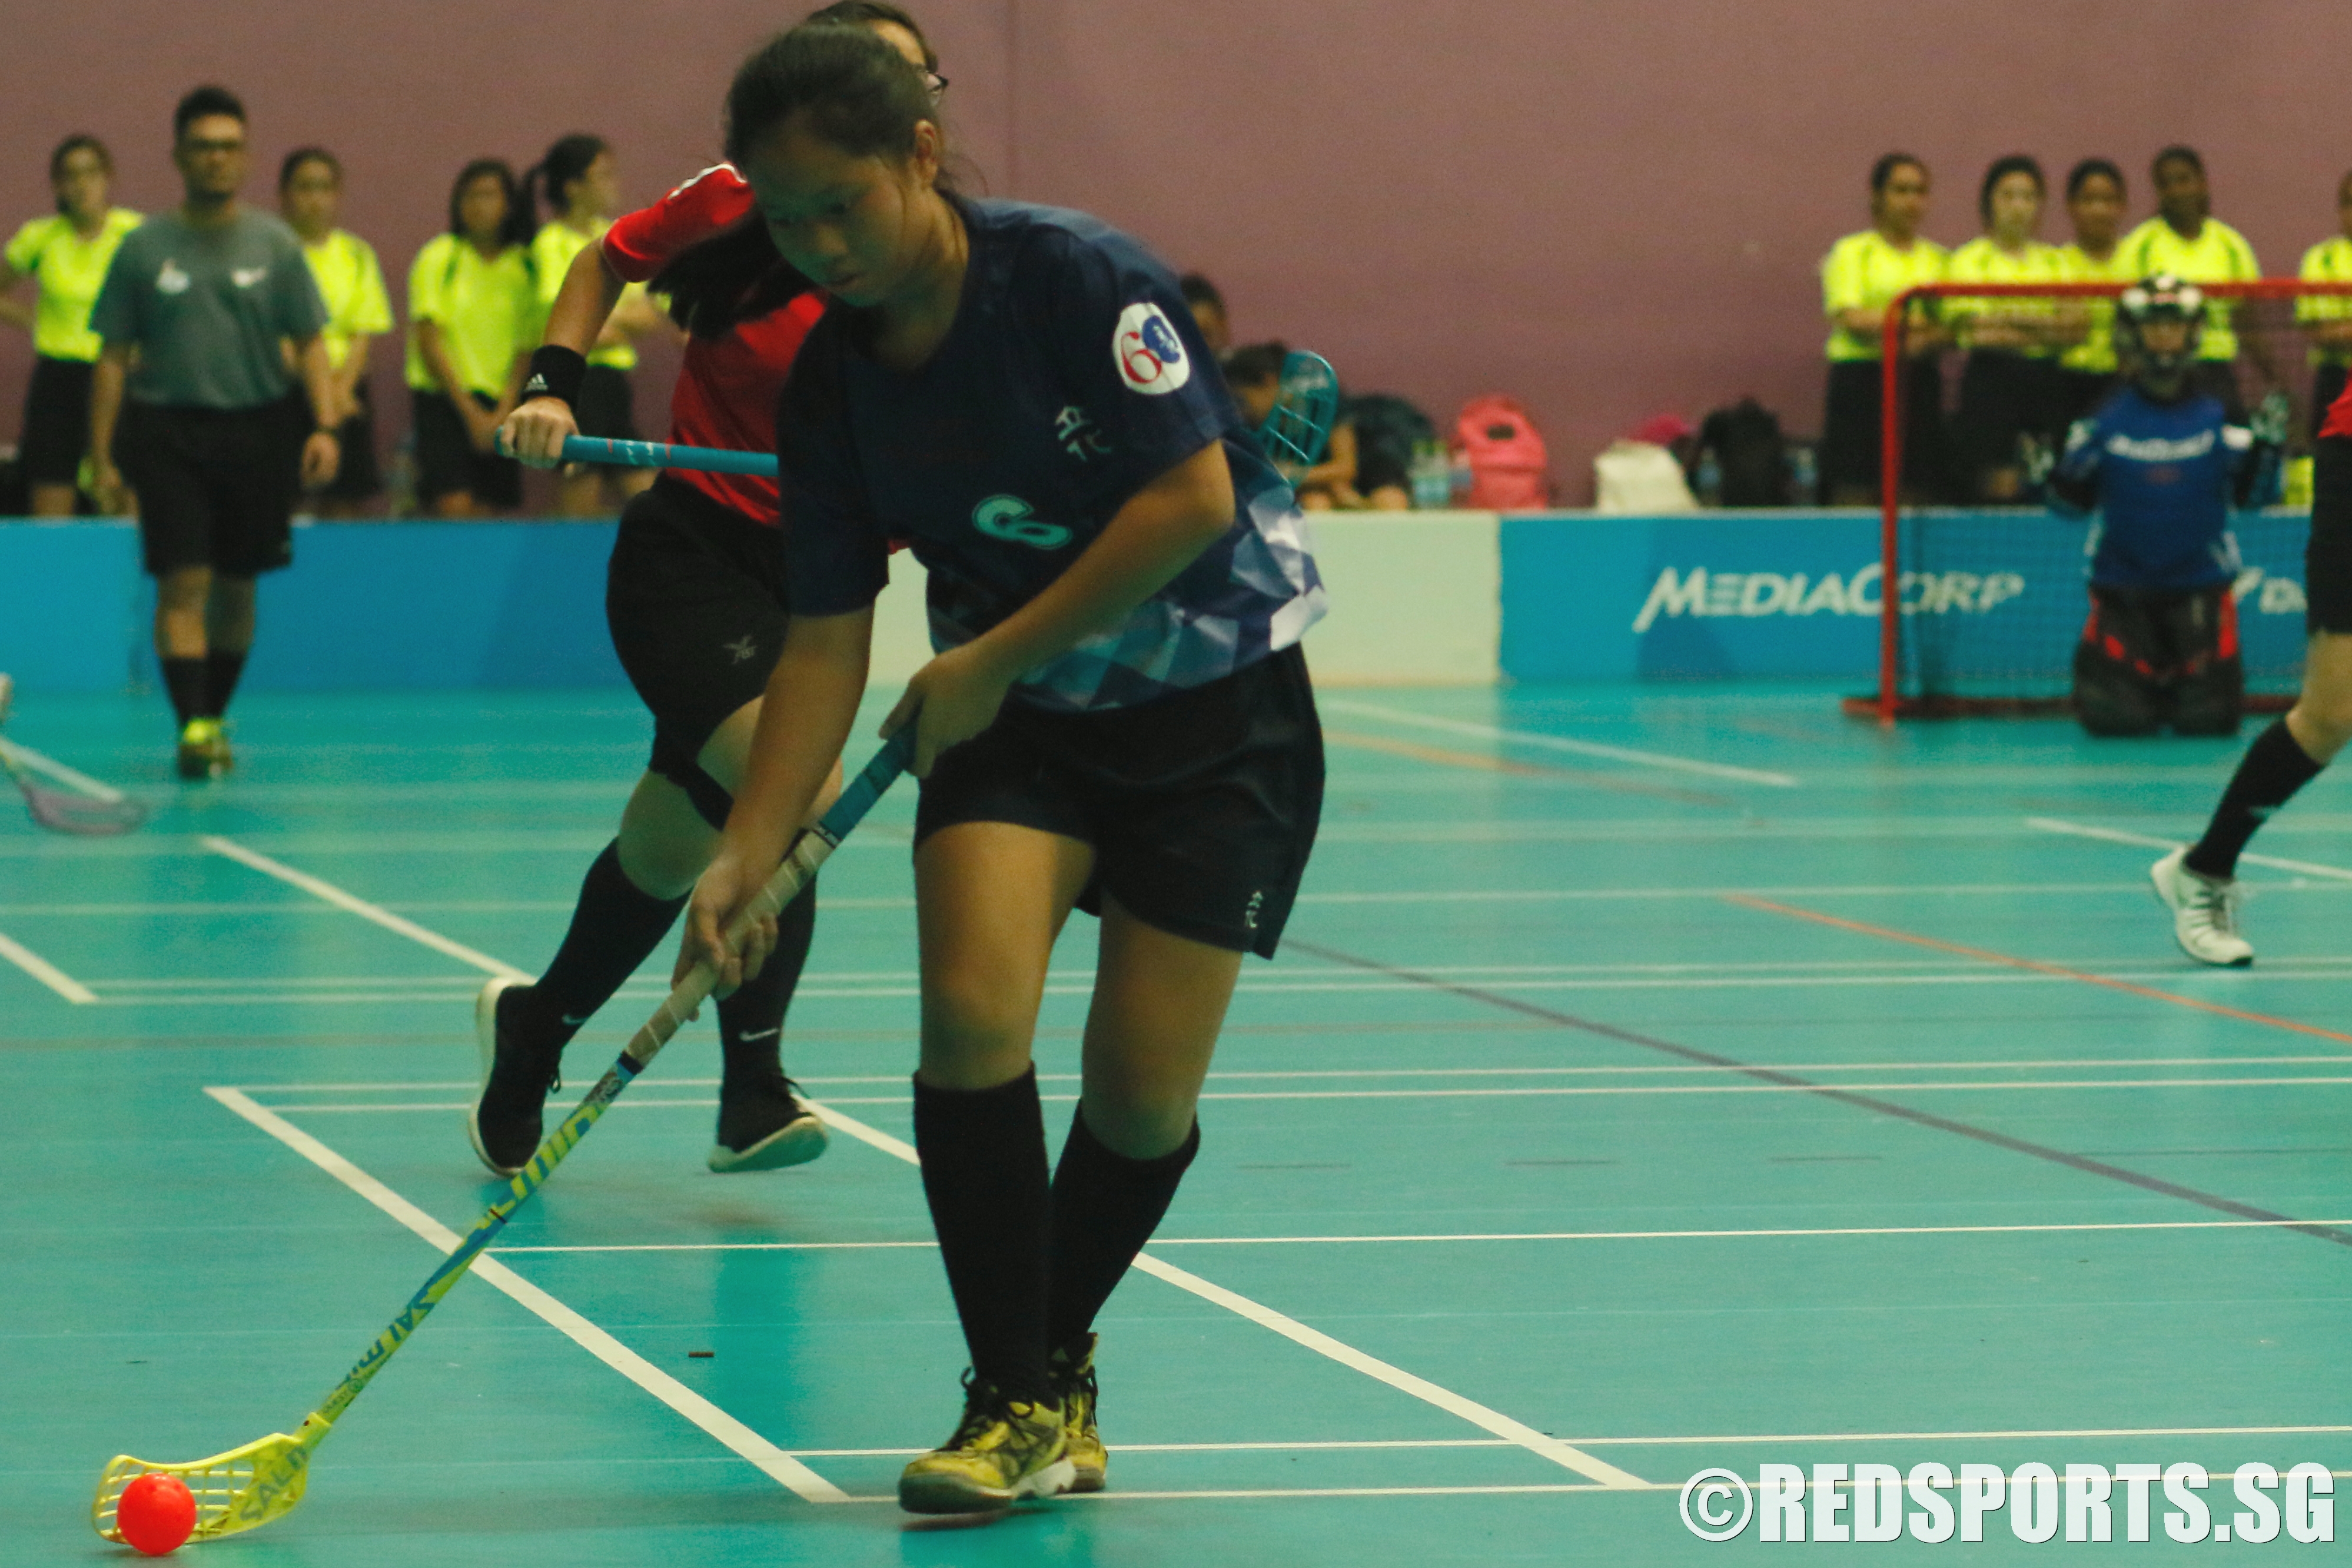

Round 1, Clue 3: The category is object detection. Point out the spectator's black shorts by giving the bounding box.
[2055,368,2118,433]
[20,355,95,487]
[574,365,640,447]
[1954,350,2061,482]
[278,383,381,503]
[2307,437,2352,636]
[413,388,521,508]
[913,643,1325,959]
[1819,357,1945,500]
[606,476,787,826]
[116,400,301,577]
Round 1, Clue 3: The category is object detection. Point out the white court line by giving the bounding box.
[802,1099,1645,1490]
[0,736,128,801]
[248,1075,2352,1112]
[490,1217,2352,1254]
[0,927,96,1004]
[1321,699,1801,788]
[780,1426,2352,1454]
[2029,817,2352,883]
[202,1087,848,1504]
[212,1055,2352,1094]
[200,836,528,979]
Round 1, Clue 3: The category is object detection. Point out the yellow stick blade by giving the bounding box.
[92,1416,329,1542]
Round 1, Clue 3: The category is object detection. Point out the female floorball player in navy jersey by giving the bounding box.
[473,3,942,1180]
[679,25,1327,1515]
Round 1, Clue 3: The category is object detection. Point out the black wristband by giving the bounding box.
[521,344,589,410]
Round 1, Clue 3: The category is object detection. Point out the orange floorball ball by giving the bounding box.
[116,1473,198,1556]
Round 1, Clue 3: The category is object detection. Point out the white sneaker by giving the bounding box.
[2150,848,2253,967]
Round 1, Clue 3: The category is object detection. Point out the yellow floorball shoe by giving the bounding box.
[897,1373,1073,1515]
[176,719,224,780]
[1049,1334,1105,1494]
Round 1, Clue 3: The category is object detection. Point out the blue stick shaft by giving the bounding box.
[560,433,780,477]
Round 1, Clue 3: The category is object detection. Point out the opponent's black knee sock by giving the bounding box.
[161,658,209,729]
[205,649,248,718]
[2184,719,2327,879]
[511,842,687,1048]
[913,1068,1053,1405]
[717,879,816,1088]
[1047,1108,1200,1352]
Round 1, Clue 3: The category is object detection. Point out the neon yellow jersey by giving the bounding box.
[1941,237,2067,356]
[2,208,142,361]
[2055,242,2134,374]
[2118,217,2261,360]
[1821,230,1946,363]
[300,229,393,372]
[2296,236,2352,366]
[404,233,534,398]
[527,218,644,370]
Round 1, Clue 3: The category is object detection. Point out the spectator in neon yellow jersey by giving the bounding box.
[0,136,142,515]
[2121,145,2265,412]
[525,134,668,516]
[2297,170,2352,436]
[1818,152,1948,506]
[406,159,534,517]
[2055,158,2132,427]
[1945,155,2067,501]
[279,148,391,516]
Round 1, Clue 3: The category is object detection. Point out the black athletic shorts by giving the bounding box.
[607,476,787,825]
[277,383,381,504]
[115,400,301,577]
[914,643,1325,959]
[19,354,95,487]
[574,365,640,448]
[1819,357,1946,501]
[413,388,522,508]
[2307,436,2352,636]
[1954,350,2061,490]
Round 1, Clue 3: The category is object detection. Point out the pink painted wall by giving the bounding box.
[6,1,2352,503]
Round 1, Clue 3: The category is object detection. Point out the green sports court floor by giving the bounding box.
[2,680,2346,1564]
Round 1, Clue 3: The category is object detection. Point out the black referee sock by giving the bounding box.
[913,1068,1054,1406]
[1046,1107,1200,1353]
[2184,719,2327,879]
[161,658,209,729]
[512,842,687,1048]
[717,879,816,1088]
[205,649,249,719]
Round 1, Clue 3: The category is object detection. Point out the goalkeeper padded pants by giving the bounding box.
[2074,584,2244,738]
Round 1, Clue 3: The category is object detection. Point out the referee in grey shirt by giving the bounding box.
[89,85,340,780]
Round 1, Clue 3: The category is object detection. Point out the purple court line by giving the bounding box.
[1284,938,2352,1252]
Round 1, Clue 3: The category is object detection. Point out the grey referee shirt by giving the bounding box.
[89,209,327,410]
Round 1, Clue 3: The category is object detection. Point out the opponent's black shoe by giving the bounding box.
[467,978,564,1177]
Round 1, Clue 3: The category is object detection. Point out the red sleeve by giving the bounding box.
[600,163,757,283]
[2322,376,2352,441]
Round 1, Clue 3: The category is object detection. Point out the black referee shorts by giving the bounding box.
[19,354,95,487]
[606,476,789,826]
[914,643,1326,959]
[116,400,302,577]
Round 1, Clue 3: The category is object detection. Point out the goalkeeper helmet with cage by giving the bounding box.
[2115,273,2205,397]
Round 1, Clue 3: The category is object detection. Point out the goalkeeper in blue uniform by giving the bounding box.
[2047,274,2284,736]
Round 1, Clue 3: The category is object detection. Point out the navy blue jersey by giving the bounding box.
[776,198,1325,711]
[2055,386,2259,590]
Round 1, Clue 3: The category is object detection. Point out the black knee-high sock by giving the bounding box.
[913,1068,1053,1404]
[205,649,248,718]
[2185,719,2327,879]
[161,658,209,728]
[511,842,687,1048]
[717,879,816,1087]
[1046,1108,1201,1352]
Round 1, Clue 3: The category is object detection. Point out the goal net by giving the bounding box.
[1849,279,2352,720]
